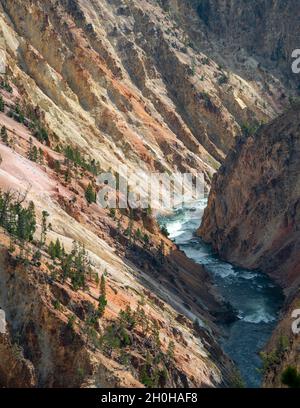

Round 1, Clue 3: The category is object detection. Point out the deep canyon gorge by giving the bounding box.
[0,0,299,389]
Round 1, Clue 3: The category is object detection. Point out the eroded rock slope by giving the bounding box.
[199,105,300,387]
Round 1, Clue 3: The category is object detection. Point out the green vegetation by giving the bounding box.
[32,249,42,266]
[67,314,76,329]
[0,80,13,93]
[98,274,107,317]
[54,160,61,174]
[259,350,280,373]
[0,95,4,112]
[48,238,64,260]
[8,104,25,124]
[259,335,290,374]
[143,233,150,246]
[1,125,8,145]
[26,109,49,143]
[64,145,100,175]
[27,137,38,162]
[288,96,300,109]
[109,208,116,219]
[38,147,44,164]
[230,369,246,388]
[281,366,300,388]
[160,225,169,237]
[48,240,93,291]
[53,299,62,311]
[40,210,49,246]
[218,73,229,85]
[201,56,210,65]
[0,190,36,258]
[67,242,91,290]
[100,305,176,388]
[33,126,49,143]
[85,183,97,204]
[241,122,260,138]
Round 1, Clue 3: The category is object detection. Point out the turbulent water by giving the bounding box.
[158,199,284,388]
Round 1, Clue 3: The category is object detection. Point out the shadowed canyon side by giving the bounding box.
[187,0,300,90]
[199,105,300,387]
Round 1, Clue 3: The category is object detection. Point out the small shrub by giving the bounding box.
[160,226,169,237]
[0,95,4,112]
[281,366,300,388]
[67,314,76,329]
[85,183,97,204]
[218,73,229,85]
[0,80,13,93]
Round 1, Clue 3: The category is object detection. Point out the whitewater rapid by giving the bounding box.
[158,199,283,388]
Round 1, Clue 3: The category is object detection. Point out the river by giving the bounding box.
[158,198,284,388]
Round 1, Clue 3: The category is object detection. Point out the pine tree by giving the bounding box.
[72,242,88,290]
[0,191,36,246]
[0,95,4,112]
[16,202,36,242]
[85,183,96,204]
[1,126,8,145]
[48,239,62,260]
[28,138,38,162]
[32,146,38,162]
[48,241,56,260]
[28,137,33,158]
[61,253,73,282]
[54,238,62,259]
[0,190,14,228]
[98,274,107,317]
[15,104,25,124]
[32,249,42,265]
[54,160,61,174]
[26,201,37,241]
[40,210,49,246]
[38,148,44,164]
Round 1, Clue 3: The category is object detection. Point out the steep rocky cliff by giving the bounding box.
[0,0,292,176]
[199,105,300,387]
[0,78,238,387]
[188,0,300,89]
[199,106,300,290]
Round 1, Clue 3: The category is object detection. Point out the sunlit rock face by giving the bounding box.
[0,0,293,183]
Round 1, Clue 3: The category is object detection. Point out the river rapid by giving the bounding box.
[158,198,284,388]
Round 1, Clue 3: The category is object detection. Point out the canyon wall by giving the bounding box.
[199,106,300,290]
[188,0,300,89]
[199,105,300,386]
[0,0,290,177]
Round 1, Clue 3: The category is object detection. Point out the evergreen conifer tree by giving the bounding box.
[1,126,8,145]
[85,183,96,204]
[0,95,4,112]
